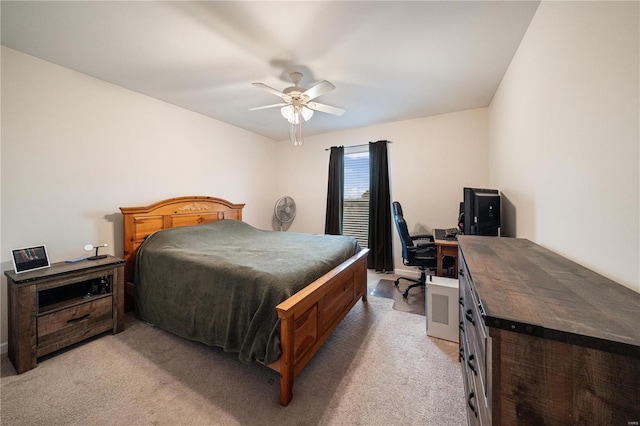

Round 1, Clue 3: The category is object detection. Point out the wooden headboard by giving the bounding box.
[119,196,245,295]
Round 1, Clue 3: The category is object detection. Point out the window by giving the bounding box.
[343,145,369,248]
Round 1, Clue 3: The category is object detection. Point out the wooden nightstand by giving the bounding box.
[5,255,125,373]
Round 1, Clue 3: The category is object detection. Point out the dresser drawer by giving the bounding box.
[463,335,490,424]
[461,335,481,425]
[37,296,114,357]
[459,252,490,425]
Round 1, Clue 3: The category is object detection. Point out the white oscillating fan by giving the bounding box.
[274,196,296,231]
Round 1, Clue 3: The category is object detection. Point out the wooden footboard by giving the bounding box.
[271,248,369,406]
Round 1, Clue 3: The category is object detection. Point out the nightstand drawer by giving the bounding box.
[37,296,113,357]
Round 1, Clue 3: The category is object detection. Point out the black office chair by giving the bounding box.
[392,201,437,298]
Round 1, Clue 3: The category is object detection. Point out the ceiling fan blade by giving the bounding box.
[252,82,287,99]
[302,80,335,101]
[307,101,345,116]
[249,103,288,111]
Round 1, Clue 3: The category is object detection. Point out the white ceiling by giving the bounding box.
[1,1,540,141]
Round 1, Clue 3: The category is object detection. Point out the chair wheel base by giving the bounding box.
[393,274,428,298]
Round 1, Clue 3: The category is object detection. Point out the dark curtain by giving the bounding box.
[368,140,394,271]
[324,146,344,235]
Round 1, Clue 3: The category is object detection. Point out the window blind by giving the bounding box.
[343,145,369,248]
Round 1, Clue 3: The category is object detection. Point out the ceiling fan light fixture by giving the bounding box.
[280,105,313,124]
[301,106,314,121]
[280,105,294,121]
[286,105,313,146]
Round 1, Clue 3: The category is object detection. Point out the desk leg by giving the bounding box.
[454,255,458,279]
[436,246,443,277]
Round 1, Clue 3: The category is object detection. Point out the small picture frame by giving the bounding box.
[11,245,50,274]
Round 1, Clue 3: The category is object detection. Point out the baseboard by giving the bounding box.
[1,341,7,354]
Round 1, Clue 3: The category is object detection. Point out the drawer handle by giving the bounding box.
[67,313,90,324]
[467,353,477,376]
[459,347,465,362]
[468,392,478,418]
[459,296,464,306]
[477,302,486,317]
[459,321,465,333]
[465,309,475,325]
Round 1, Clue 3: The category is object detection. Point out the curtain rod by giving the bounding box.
[324,141,392,151]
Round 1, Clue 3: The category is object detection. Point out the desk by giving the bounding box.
[433,229,458,278]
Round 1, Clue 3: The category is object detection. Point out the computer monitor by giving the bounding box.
[462,187,501,236]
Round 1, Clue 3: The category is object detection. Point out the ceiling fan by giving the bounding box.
[250,71,345,146]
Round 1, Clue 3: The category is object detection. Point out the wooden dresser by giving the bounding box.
[457,236,639,425]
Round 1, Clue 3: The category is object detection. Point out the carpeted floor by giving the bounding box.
[1,281,466,425]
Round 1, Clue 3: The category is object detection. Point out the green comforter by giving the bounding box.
[134,220,360,365]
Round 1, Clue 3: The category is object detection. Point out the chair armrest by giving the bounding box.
[411,246,437,260]
[415,241,435,248]
[411,234,434,242]
[408,244,436,254]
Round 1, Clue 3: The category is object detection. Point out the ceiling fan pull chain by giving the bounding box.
[290,120,303,146]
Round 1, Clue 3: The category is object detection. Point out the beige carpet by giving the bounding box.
[1,293,466,425]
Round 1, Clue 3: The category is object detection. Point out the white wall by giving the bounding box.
[1,47,279,348]
[275,108,490,275]
[490,1,639,291]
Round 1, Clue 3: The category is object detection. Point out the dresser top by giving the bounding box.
[5,255,124,284]
[458,236,640,356]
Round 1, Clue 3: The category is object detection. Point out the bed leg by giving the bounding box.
[279,315,295,406]
[280,372,293,406]
[360,266,368,302]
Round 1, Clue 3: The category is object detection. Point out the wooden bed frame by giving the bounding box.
[119,196,369,406]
